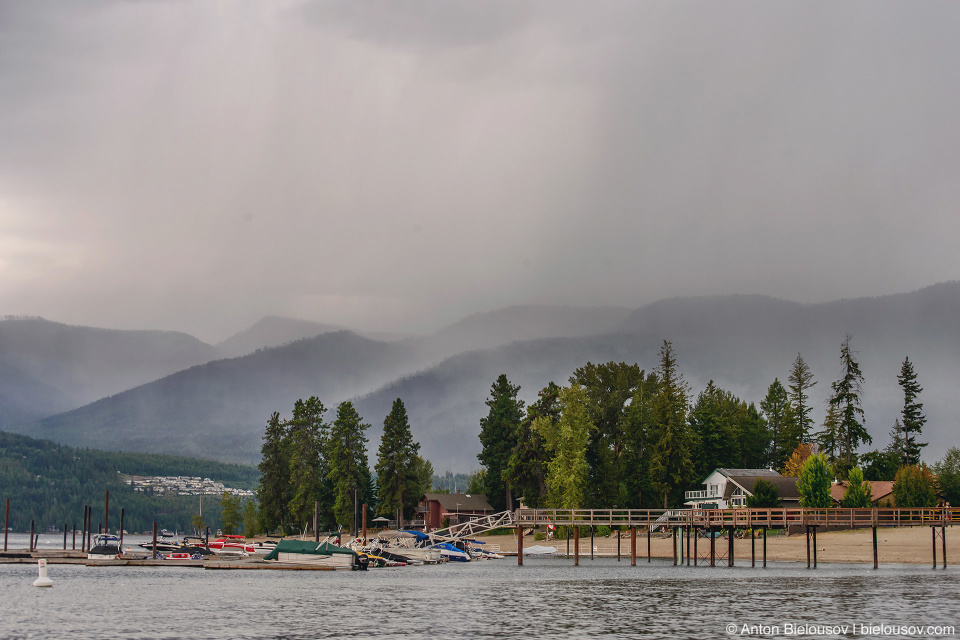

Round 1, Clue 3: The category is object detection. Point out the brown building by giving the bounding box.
[831,480,895,506]
[419,492,494,531]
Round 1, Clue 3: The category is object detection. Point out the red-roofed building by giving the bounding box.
[830,480,895,506]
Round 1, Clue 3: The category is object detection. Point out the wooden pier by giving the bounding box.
[514,507,954,569]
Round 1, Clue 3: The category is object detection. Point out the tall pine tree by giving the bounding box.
[829,335,870,477]
[896,356,927,466]
[477,374,524,512]
[787,353,817,442]
[327,401,370,532]
[761,378,799,470]
[648,340,695,508]
[257,412,290,533]
[375,398,422,525]
[287,397,330,532]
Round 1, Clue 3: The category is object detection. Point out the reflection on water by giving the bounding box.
[1,557,958,639]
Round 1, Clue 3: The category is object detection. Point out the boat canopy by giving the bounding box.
[399,530,430,542]
[263,540,357,561]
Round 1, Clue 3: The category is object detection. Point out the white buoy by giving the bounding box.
[33,558,53,587]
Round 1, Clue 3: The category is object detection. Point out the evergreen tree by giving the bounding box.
[219,491,242,535]
[840,467,872,507]
[746,477,781,508]
[787,353,817,442]
[689,381,737,479]
[797,453,834,508]
[505,382,558,508]
[242,500,259,538]
[648,340,695,508]
[829,335,870,477]
[257,412,290,533]
[327,401,370,532]
[287,397,330,532]
[733,401,769,469]
[761,378,799,470]
[477,374,525,512]
[860,448,900,482]
[897,356,927,466]
[816,402,841,470]
[621,372,663,507]
[570,362,644,508]
[533,383,593,510]
[375,398,421,524]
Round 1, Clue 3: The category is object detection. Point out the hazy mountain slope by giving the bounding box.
[409,304,633,358]
[215,316,347,357]
[0,317,219,423]
[23,331,417,463]
[0,358,71,426]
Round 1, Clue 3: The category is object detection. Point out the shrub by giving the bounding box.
[746,477,781,508]
[893,464,938,507]
[798,453,833,508]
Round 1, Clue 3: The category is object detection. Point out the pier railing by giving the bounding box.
[515,507,956,529]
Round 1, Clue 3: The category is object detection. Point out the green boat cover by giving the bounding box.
[264,540,358,561]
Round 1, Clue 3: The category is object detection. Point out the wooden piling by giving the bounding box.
[517,526,523,566]
[762,526,767,568]
[728,527,734,567]
[152,522,158,559]
[647,526,651,563]
[205,526,210,551]
[120,509,125,550]
[694,528,698,566]
[72,524,76,551]
[806,526,811,569]
[940,524,947,569]
[617,528,621,562]
[751,528,755,567]
[630,526,636,566]
[672,527,677,566]
[86,510,92,552]
[873,525,878,569]
[81,505,87,552]
[812,526,817,568]
[362,503,367,545]
[686,526,691,566]
[104,490,110,534]
[3,498,8,551]
[590,526,594,561]
[29,520,34,552]
[313,501,319,543]
[63,524,67,550]
[710,529,715,567]
[932,526,937,570]
[574,526,580,566]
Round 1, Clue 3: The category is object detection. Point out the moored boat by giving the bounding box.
[88,534,122,560]
[264,539,367,570]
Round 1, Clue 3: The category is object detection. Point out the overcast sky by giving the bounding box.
[1,1,958,342]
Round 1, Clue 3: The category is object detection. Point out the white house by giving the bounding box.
[685,468,782,509]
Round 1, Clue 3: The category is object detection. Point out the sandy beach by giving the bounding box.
[475,525,958,565]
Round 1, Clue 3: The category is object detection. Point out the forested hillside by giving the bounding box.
[0,431,258,533]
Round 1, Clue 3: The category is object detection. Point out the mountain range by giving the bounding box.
[2,281,959,470]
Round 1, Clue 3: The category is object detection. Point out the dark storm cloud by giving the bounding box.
[0,1,958,340]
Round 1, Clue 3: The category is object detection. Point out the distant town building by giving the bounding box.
[121,474,255,498]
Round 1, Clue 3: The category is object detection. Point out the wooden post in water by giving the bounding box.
[647,526,651,563]
[205,526,209,551]
[751,528,755,567]
[566,528,570,557]
[104,490,110,534]
[119,509,125,551]
[872,525,878,569]
[812,527,817,569]
[728,527,734,567]
[806,526,811,569]
[617,528,621,562]
[29,520,34,552]
[81,506,87,552]
[686,526,691,566]
[63,524,67,550]
[517,525,523,566]
[3,498,8,551]
[72,524,76,551]
[314,501,319,543]
[574,526,580,566]
[87,513,92,552]
[710,529,715,567]
[152,522,158,559]
[932,526,937,570]
[590,526,594,561]
[694,528,698,566]
[762,526,767,568]
[362,503,368,545]
[630,527,636,566]
[942,525,947,569]
[672,527,677,565]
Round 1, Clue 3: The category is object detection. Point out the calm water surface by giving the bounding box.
[2,537,958,639]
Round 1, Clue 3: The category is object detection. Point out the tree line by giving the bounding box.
[256,397,433,535]
[478,337,959,510]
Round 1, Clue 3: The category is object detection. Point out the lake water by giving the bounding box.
[2,535,959,639]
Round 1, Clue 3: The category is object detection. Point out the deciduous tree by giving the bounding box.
[840,467,872,507]
[798,453,833,508]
